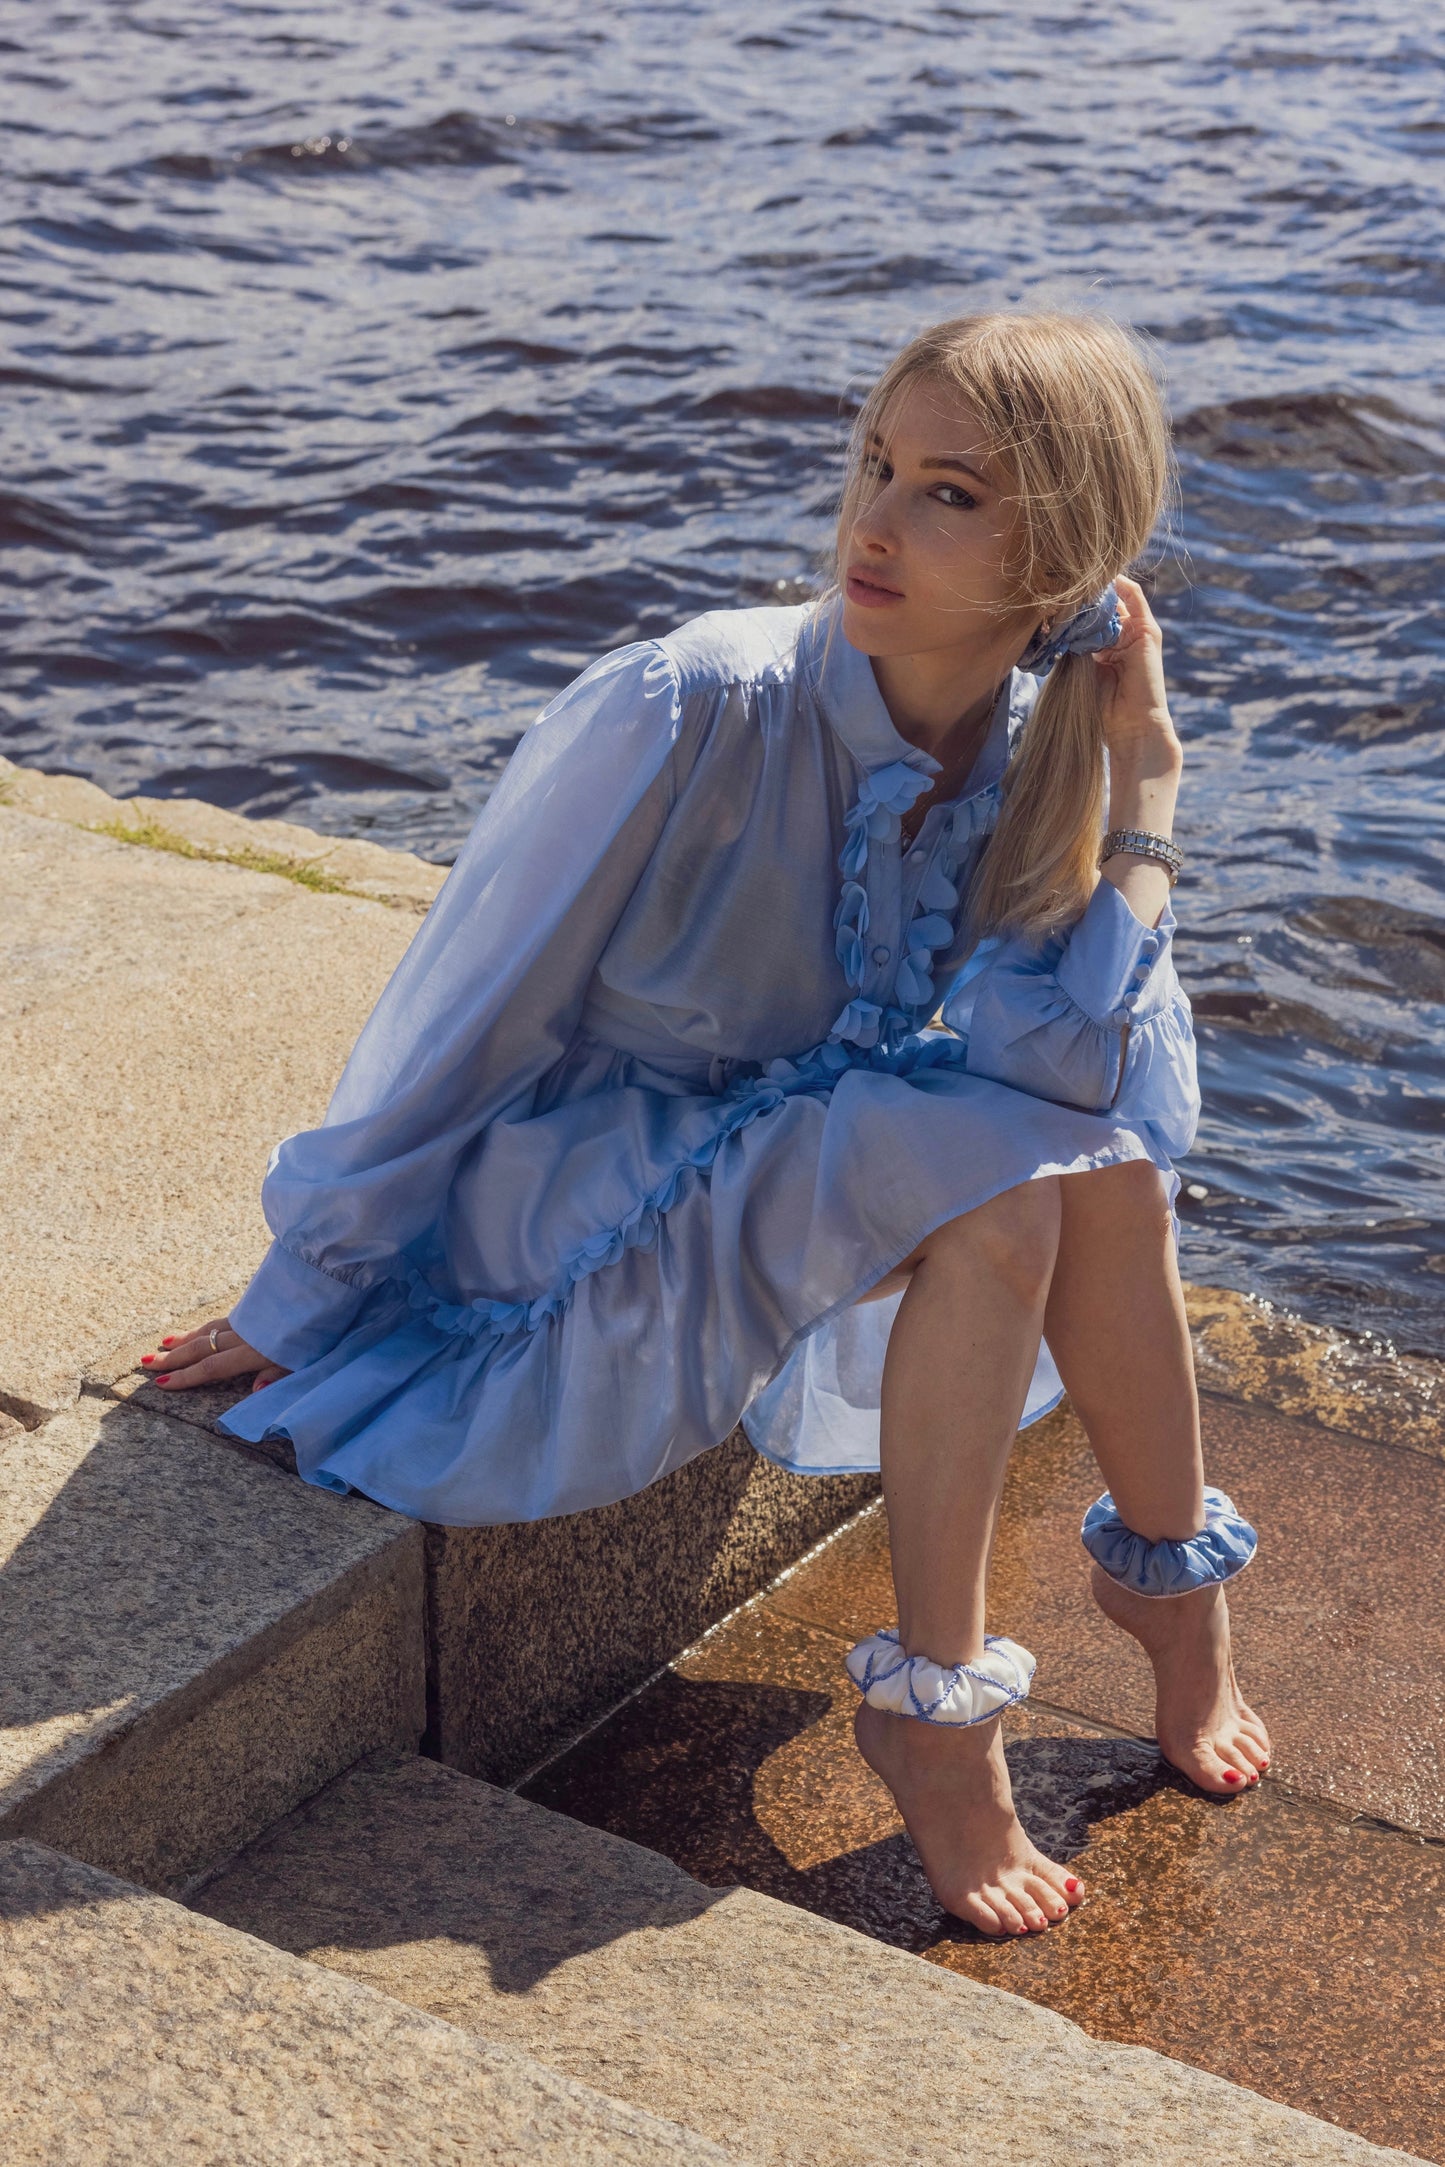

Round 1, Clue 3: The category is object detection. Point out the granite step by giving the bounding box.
[520,1394,1445,2162]
[0,1396,423,1895]
[0,1836,734,2165]
[192,1750,1416,2167]
[0,796,425,1419]
[1,786,877,1782]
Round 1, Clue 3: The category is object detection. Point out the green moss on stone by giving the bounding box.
[89,814,353,895]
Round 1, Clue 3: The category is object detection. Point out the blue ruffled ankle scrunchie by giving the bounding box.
[1081,1486,1257,1599]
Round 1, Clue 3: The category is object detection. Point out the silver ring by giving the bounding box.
[208,1326,221,1353]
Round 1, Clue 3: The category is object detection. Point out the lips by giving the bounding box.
[845,567,904,604]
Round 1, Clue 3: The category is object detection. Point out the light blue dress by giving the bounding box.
[220,598,1200,1523]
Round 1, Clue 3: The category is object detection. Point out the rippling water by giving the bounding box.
[4,2,1443,1353]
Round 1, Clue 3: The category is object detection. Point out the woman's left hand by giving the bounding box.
[140,1317,290,1394]
[1093,575,1183,772]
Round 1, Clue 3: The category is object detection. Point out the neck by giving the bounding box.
[869,643,1011,763]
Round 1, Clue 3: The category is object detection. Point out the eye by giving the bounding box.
[861,452,892,481]
[932,483,979,511]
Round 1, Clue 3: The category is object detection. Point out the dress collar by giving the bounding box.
[800,591,1022,794]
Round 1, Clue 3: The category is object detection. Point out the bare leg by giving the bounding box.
[1044,1160,1271,1790]
[853,1177,1084,1936]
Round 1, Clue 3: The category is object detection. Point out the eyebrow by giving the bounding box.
[867,434,994,489]
[918,455,993,488]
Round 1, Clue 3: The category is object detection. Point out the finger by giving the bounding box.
[153,1343,265,1391]
[1113,573,1160,638]
[251,1367,288,1392]
[141,1319,230,1369]
[139,1317,238,1369]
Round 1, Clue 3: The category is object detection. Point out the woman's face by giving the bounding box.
[839,376,1038,670]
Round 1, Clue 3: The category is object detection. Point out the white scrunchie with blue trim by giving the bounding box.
[845,1628,1036,1726]
[1081,1485,1257,1599]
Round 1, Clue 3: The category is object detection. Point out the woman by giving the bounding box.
[144,311,1269,1940]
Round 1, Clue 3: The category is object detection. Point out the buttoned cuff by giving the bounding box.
[229,1239,370,1372]
[1054,877,1176,1028]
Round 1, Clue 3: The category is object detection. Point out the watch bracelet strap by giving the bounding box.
[1100,827,1183,885]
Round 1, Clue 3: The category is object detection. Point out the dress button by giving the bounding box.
[871,944,891,966]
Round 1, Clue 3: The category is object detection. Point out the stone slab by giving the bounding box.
[0,1838,731,2165]
[195,1751,1419,2167]
[1184,1283,1443,1463]
[0,802,418,1412]
[523,1593,1444,2162]
[0,753,448,913]
[425,1431,877,1783]
[763,1396,1445,1839]
[0,1397,424,1892]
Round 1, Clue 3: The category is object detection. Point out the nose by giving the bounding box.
[851,483,898,557]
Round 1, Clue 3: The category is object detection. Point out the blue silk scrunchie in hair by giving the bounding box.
[1081,1485,1258,1599]
[1018,583,1123,677]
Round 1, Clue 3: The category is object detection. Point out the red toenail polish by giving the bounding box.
[155,1375,171,1384]
[161,1337,175,1347]
[140,1354,154,1365]
[1222,1769,1240,1783]
[1065,1877,1079,1893]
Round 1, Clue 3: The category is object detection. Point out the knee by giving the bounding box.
[1067,1157,1175,1240]
[923,1177,1061,1305]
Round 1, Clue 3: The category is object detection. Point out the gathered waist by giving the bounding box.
[538,1024,760,1108]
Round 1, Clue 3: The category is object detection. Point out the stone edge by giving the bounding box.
[0,754,448,914]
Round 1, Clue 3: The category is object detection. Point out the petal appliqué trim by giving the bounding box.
[827,761,935,1048]
[405,1027,974,1350]
[827,765,1005,1049]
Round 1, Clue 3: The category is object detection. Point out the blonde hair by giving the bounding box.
[832,310,1175,942]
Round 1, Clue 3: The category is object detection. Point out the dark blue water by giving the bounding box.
[3,2,1443,1353]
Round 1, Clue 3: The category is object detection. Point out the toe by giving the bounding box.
[961,1894,1005,1938]
[1239,1711,1272,1760]
[1166,1738,1243,1794]
[1024,1872,1069,1924]
[1011,1889,1050,1933]
[1197,1743,1246,1793]
[1230,1730,1269,1778]
[984,1887,1029,1937]
[1032,1856,1083,1907]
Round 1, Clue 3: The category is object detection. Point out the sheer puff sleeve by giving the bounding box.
[937,875,1201,1159]
[229,640,689,1371]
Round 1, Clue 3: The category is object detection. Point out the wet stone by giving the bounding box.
[1183,1283,1444,1465]
[766,1398,1445,1841]
[527,1495,1445,2162]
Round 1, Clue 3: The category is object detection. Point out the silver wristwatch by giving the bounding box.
[1100,828,1184,886]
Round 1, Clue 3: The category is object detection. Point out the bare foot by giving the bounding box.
[854,1700,1085,1937]
[1090,1564,1271,1794]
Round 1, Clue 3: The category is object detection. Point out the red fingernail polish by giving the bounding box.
[1222,1769,1240,1783]
[1065,1877,1079,1893]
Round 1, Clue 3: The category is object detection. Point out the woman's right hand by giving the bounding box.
[141,1318,291,1395]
